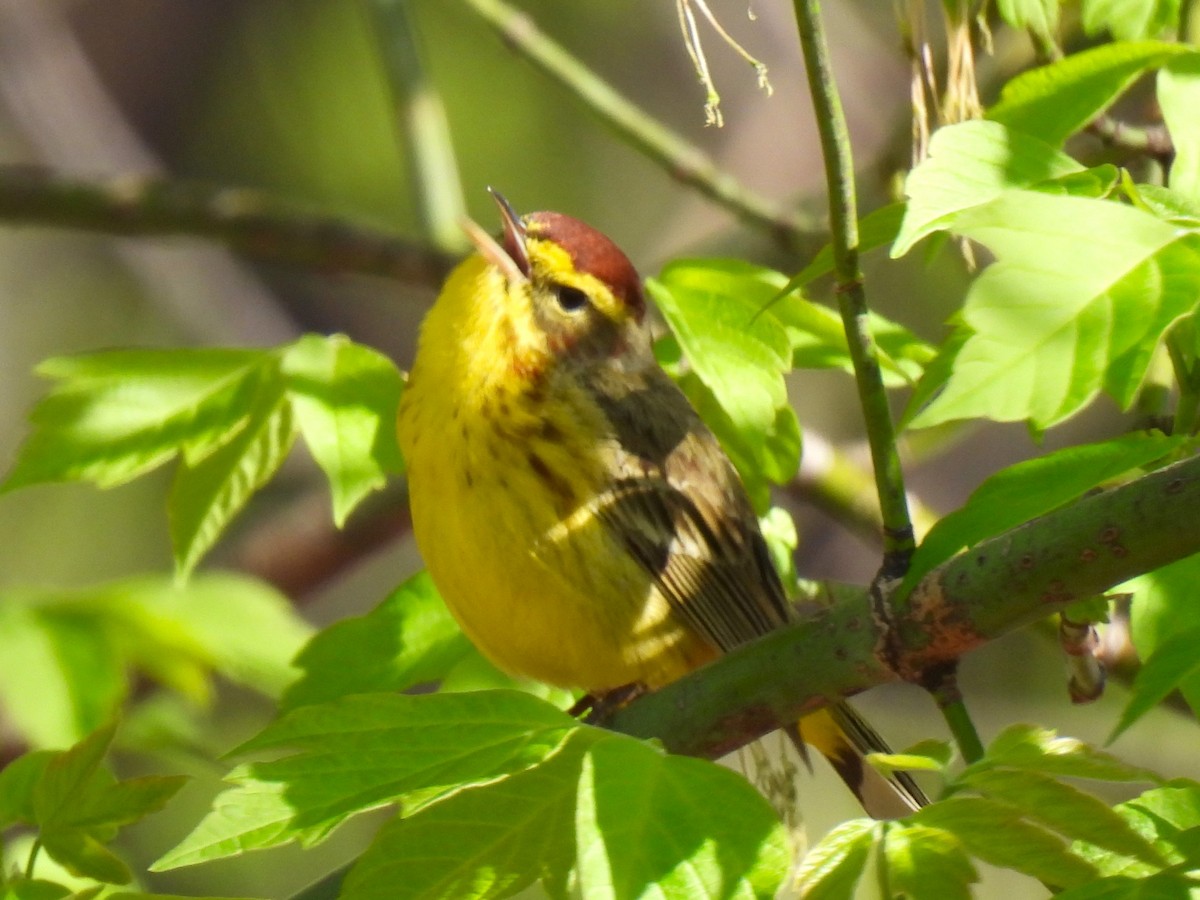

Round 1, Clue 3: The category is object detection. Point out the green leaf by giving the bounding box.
[893,120,1088,255]
[154,691,578,869]
[960,768,1165,866]
[987,41,1192,146]
[995,0,1060,37]
[575,735,789,900]
[899,432,1180,594]
[97,573,312,700]
[281,570,471,712]
[1159,55,1200,205]
[1112,625,1200,741]
[915,796,1098,889]
[793,819,876,899]
[1123,554,1200,717]
[1081,0,1184,40]
[782,202,906,290]
[169,373,296,577]
[908,191,1200,429]
[869,738,954,774]
[982,725,1159,783]
[674,371,800,512]
[281,334,404,526]
[0,750,55,828]
[1073,782,1200,878]
[0,599,124,748]
[648,261,799,507]
[1055,871,1200,898]
[0,880,75,900]
[31,722,186,884]
[2,349,275,493]
[340,734,587,900]
[881,822,977,900]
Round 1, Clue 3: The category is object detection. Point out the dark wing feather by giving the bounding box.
[585,371,789,652]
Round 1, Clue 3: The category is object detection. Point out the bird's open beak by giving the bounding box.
[459,188,529,284]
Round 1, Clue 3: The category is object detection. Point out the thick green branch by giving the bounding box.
[0,165,456,285]
[607,451,1200,758]
[460,0,822,252]
[791,0,914,576]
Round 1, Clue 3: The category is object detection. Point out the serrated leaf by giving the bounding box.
[915,796,1098,889]
[961,768,1165,866]
[1,349,274,493]
[983,725,1159,783]
[882,822,977,900]
[899,432,1179,594]
[281,570,470,712]
[987,41,1191,146]
[1072,783,1200,880]
[1112,625,1200,742]
[29,722,185,884]
[340,734,588,900]
[169,374,296,577]
[575,735,789,900]
[281,334,404,526]
[793,819,875,899]
[1122,554,1200,717]
[909,191,1200,429]
[894,120,1088,255]
[154,691,578,870]
[1159,54,1200,204]
[1081,0,1184,39]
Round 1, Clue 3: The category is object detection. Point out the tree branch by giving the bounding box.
[606,451,1200,758]
[0,165,456,285]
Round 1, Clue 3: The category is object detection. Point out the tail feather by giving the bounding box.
[791,702,928,820]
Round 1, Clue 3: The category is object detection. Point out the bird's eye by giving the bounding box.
[553,284,589,312]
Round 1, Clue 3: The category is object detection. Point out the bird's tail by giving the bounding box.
[790,701,928,820]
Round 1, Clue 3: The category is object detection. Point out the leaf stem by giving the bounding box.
[790,0,915,578]
[459,0,822,251]
[929,668,984,764]
[24,837,41,880]
[1167,327,1200,435]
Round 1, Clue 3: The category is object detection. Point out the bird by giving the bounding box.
[397,189,924,818]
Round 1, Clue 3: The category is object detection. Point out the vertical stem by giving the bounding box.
[790,0,915,579]
[366,0,468,253]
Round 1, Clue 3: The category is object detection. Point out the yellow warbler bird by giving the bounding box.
[397,191,923,818]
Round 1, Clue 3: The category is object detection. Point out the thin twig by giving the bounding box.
[0,165,457,285]
[459,0,823,252]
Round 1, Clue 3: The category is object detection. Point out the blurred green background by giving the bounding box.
[0,1,1192,897]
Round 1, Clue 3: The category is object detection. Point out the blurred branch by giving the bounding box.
[1087,115,1174,163]
[459,0,824,254]
[230,480,413,600]
[0,165,456,286]
[790,432,939,544]
[0,0,298,344]
[367,0,469,253]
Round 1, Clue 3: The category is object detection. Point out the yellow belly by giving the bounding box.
[400,389,711,691]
